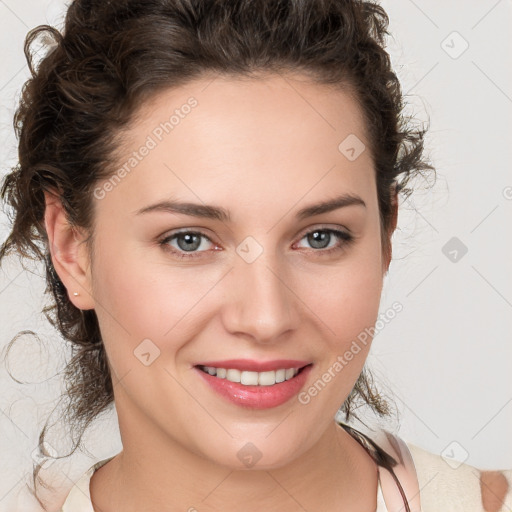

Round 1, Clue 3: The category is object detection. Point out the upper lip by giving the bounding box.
[195,359,312,372]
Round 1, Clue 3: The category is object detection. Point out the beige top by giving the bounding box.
[59,458,389,511]
[58,424,512,512]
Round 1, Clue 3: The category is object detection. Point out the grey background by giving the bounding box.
[1,0,511,510]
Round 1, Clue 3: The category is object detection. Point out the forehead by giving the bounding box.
[128,71,368,146]
[101,72,374,215]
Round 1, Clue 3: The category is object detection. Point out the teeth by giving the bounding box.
[275,369,286,383]
[200,366,301,386]
[241,371,259,385]
[258,370,276,386]
[285,368,295,380]
[226,368,241,383]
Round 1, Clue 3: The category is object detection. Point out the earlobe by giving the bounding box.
[43,189,95,310]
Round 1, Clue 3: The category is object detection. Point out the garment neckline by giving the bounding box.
[73,459,387,512]
[68,423,394,511]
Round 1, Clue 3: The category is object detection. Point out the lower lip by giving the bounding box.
[195,365,313,409]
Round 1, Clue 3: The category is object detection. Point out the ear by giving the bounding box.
[383,182,399,273]
[43,189,95,310]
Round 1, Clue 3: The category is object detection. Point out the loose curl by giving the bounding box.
[0,0,434,506]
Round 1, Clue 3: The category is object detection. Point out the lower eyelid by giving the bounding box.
[160,227,353,257]
[295,228,353,250]
[160,231,215,251]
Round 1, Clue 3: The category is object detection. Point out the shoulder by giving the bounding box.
[406,441,512,512]
[368,427,512,512]
[59,457,114,512]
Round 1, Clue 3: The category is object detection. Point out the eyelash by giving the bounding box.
[158,227,355,260]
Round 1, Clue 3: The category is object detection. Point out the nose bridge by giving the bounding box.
[223,241,300,342]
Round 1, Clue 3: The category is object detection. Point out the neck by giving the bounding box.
[90,415,378,512]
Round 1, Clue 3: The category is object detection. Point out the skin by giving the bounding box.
[44,72,398,512]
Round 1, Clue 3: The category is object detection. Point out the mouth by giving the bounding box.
[193,361,314,409]
[196,364,311,386]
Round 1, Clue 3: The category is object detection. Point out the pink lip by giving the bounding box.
[194,359,311,372]
[195,363,313,409]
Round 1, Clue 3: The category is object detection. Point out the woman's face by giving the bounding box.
[79,72,393,468]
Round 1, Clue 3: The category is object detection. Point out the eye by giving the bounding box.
[159,230,217,259]
[294,227,354,255]
[159,226,355,260]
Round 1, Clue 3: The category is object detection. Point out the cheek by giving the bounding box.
[294,274,382,425]
[89,238,215,372]
[296,238,384,387]
[90,219,383,375]
[303,247,384,343]
[88,236,170,367]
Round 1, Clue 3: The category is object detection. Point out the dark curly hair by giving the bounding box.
[0,0,434,506]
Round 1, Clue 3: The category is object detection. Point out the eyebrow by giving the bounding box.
[134,193,366,222]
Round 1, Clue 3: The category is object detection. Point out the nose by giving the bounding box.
[221,250,301,344]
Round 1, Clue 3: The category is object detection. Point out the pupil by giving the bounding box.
[309,230,329,249]
[178,233,200,251]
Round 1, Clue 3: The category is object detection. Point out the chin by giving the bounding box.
[196,433,309,472]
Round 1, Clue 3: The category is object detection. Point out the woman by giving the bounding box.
[1,0,510,511]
